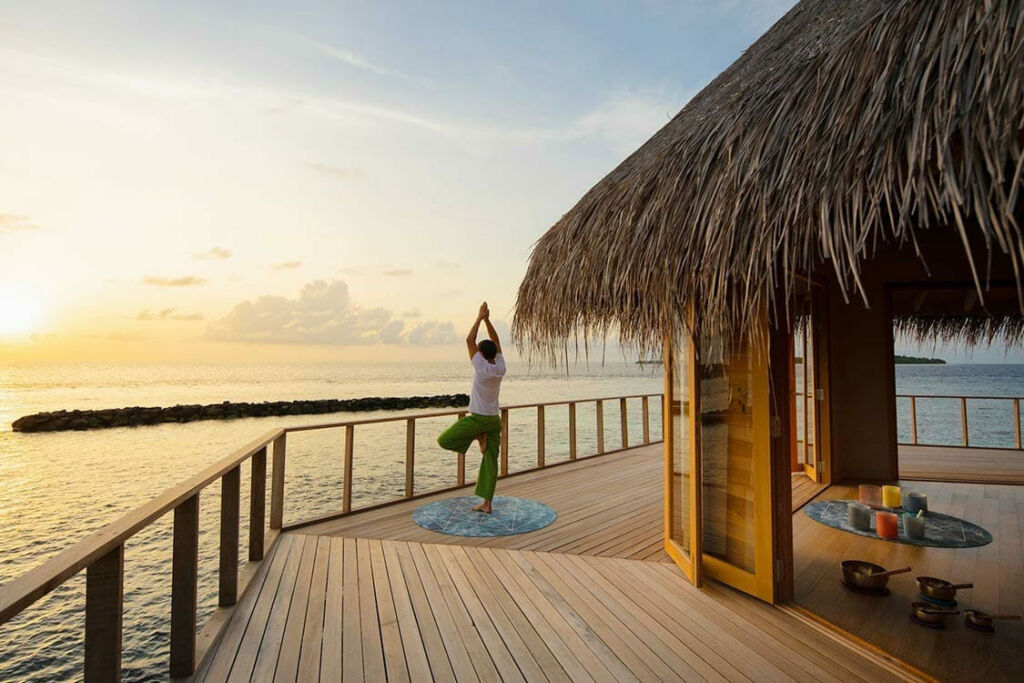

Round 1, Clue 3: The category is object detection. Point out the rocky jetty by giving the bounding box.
[12,394,470,433]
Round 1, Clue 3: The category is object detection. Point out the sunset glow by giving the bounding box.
[0,290,41,337]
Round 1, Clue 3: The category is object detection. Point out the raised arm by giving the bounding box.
[482,315,502,354]
[465,302,487,359]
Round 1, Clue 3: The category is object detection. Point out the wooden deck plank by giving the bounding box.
[249,535,306,681]
[355,538,386,682]
[341,537,362,681]
[317,537,343,681]
[368,539,410,683]
[899,444,1024,484]
[296,537,330,682]
[274,533,318,681]
[380,541,434,682]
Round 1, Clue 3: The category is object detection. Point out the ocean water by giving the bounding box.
[0,360,664,681]
[0,361,1020,680]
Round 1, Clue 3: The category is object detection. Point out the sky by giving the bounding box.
[0,0,1019,364]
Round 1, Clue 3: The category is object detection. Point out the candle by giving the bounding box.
[858,484,882,507]
[904,492,928,514]
[904,513,925,540]
[876,511,899,540]
[847,502,871,530]
[882,485,902,509]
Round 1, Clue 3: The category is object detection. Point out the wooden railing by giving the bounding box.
[897,393,1022,449]
[0,393,662,680]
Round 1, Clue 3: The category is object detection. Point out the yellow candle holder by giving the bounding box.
[881,484,902,509]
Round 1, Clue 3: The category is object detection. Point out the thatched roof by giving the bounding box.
[514,0,1024,358]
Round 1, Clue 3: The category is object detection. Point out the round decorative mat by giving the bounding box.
[413,495,557,537]
[804,500,992,548]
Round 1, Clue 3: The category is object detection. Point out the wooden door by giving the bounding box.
[665,332,701,585]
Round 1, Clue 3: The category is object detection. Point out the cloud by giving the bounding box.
[309,163,363,180]
[206,279,458,346]
[142,276,207,287]
[194,247,232,260]
[339,265,413,277]
[271,261,302,270]
[402,308,421,318]
[306,38,428,85]
[383,268,413,277]
[0,213,39,233]
[137,308,204,321]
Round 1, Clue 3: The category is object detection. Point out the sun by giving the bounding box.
[0,290,42,336]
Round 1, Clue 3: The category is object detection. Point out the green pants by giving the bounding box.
[437,413,502,500]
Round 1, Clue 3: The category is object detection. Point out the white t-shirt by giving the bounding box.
[469,351,506,416]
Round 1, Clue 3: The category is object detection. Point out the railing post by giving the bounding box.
[85,544,124,682]
[961,397,969,447]
[270,433,286,529]
[249,447,266,561]
[500,408,509,475]
[457,411,467,485]
[537,405,545,467]
[170,494,199,678]
[568,403,577,460]
[620,398,628,449]
[596,400,605,454]
[1015,398,1021,450]
[405,419,415,498]
[642,396,650,444]
[343,425,354,513]
[909,396,918,445]
[219,465,240,606]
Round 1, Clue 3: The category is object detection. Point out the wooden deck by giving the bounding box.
[899,444,1024,484]
[791,473,828,510]
[793,480,1024,682]
[297,445,669,562]
[195,533,909,682]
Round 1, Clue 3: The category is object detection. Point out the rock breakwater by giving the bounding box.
[12,394,470,433]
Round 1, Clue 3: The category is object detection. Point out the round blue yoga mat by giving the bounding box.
[804,500,992,548]
[412,495,557,537]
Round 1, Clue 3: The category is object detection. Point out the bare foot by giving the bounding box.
[476,431,487,454]
[471,499,493,514]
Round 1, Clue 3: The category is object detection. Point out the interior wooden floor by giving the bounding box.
[194,533,909,682]
[298,445,669,562]
[793,481,1024,682]
[791,473,828,510]
[899,444,1024,484]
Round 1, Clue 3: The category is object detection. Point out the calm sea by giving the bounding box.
[0,361,1020,680]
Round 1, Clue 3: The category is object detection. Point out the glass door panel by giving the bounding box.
[666,332,700,584]
[698,329,774,602]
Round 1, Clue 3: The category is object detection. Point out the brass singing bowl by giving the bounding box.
[841,560,911,590]
[917,576,973,602]
[964,610,1022,628]
[911,601,959,624]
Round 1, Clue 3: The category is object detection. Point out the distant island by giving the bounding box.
[894,355,946,364]
[12,394,469,433]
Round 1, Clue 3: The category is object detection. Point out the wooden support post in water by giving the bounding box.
[85,544,123,682]
[642,396,650,444]
[249,447,266,561]
[620,398,628,449]
[500,408,509,475]
[568,403,577,460]
[343,425,354,513]
[909,396,918,445]
[596,400,605,454]
[537,405,545,467]
[219,465,240,607]
[270,433,286,530]
[961,397,969,446]
[457,411,467,485]
[405,419,415,498]
[170,494,199,678]
[1015,398,1021,450]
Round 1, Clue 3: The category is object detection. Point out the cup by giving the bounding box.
[904,513,925,540]
[876,511,899,540]
[882,485,902,509]
[904,492,928,514]
[847,502,871,530]
[858,484,882,507]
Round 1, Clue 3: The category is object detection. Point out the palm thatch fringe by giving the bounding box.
[513,0,1024,363]
[895,315,1024,349]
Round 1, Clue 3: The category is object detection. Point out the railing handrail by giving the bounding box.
[895,393,1024,400]
[0,428,282,624]
[283,393,663,433]
[0,392,665,679]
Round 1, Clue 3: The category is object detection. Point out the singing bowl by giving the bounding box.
[917,576,973,602]
[841,560,908,590]
[964,610,1021,629]
[911,602,959,624]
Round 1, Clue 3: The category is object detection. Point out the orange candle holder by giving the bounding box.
[876,511,899,540]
